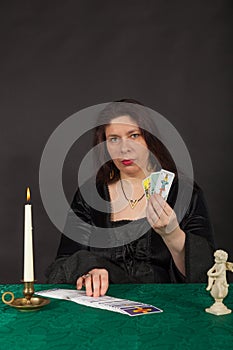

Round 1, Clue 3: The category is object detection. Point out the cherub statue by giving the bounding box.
[206,249,233,315]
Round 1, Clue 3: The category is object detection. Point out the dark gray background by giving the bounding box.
[1,0,232,283]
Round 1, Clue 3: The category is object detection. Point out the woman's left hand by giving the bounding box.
[146,194,179,237]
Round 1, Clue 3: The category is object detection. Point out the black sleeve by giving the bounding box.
[180,184,215,283]
[46,249,137,284]
[46,185,111,284]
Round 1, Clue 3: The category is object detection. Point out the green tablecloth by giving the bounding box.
[0,284,232,350]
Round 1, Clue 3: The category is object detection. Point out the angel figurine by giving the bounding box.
[206,249,233,315]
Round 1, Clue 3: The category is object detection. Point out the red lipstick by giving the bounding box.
[121,159,134,166]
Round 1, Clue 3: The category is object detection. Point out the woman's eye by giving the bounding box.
[130,133,140,139]
[109,137,119,143]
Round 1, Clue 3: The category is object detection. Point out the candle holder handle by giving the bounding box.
[2,291,15,304]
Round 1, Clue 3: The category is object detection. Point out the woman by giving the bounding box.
[46,99,215,297]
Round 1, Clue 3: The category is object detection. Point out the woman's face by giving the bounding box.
[105,115,150,179]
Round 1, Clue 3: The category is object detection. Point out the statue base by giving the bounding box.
[205,301,231,316]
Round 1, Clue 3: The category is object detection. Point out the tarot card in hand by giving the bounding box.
[152,169,175,200]
[150,172,160,195]
[142,175,151,200]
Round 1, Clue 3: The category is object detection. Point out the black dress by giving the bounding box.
[46,177,215,284]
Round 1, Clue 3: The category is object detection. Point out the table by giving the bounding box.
[0,284,232,350]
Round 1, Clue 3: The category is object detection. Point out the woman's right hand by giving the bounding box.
[76,268,109,297]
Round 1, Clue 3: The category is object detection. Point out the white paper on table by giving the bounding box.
[36,289,163,316]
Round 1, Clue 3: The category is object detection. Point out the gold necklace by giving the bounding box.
[120,179,145,209]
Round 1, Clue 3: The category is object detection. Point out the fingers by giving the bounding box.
[85,274,93,296]
[76,277,83,290]
[150,194,171,217]
[147,194,170,225]
[147,194,177,235]
[100,271,109,296]
[76,269,109,297]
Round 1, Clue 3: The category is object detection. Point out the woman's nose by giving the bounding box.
[120,139,131,154]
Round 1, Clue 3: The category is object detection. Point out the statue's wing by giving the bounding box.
[226,262,233,271]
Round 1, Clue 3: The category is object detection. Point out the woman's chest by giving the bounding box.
[108,182,147,221]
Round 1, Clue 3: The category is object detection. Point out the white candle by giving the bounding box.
[23,187,34,282]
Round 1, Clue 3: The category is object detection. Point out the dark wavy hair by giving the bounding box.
[94,99,177,184]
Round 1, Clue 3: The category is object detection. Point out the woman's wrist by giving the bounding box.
[162,227,186,275]
[161,226,185,251]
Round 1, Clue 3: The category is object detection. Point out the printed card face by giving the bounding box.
[152,169,175,200]
[142,176,151,199]
[120,305,163,316]
[150,172,160,195]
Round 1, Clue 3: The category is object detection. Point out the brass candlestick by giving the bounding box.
[2,281,50,312]
[23,281,35,304]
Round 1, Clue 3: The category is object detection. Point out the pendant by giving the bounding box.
[129,199,138,209]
